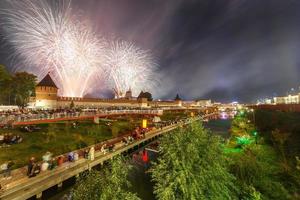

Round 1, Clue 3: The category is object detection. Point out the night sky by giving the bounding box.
[1,0,300,102]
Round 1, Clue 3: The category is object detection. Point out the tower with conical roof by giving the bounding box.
[35,73,58,109]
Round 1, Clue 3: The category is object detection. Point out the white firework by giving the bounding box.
[1,0,106,97]
[105,40,157,98]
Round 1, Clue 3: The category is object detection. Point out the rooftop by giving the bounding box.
[37,73,58,88]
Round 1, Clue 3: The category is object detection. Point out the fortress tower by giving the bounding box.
[35,73,58,109]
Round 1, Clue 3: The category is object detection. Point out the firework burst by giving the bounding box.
[1,0,158,99]
[1,0,106,97]
[105,40,157,98]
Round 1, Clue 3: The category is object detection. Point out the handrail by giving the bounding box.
[0,109,164,124]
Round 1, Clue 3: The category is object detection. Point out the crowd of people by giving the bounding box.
[0,161,14,180]
[0,113,195,195]
[0,107,161,125]
[0,125,153,182]
[0,133,23,146]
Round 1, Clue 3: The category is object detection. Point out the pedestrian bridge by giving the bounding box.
[0,113,217,200]
[0,109,164,126]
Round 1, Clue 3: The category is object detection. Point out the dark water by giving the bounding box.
[204,119,231,138]
[128,150,157,200]
[37,119,231,200]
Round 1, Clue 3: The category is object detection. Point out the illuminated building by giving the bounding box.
[273,94,299,104]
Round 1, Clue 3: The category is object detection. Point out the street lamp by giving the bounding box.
[252,130,258,144]
[248,108,256,126]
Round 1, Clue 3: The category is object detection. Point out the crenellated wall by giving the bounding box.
[34,85,209,109]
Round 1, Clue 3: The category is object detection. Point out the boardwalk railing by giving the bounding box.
[0,109,164,125]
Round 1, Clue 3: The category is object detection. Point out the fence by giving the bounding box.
[0,109,164,125]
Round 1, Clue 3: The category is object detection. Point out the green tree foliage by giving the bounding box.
[151,122,237,200]
[12,72,36,107]
[0,66,36,106]
[0,65,12,104]
[72,156,140,200]
[137,91,153,101]
[271,129,290,171]
[254,110,300,155]
[228,109,300,199]
[229,144,292,200]
[231,114,255,137]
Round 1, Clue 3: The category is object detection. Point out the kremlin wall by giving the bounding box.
[31,74,211,109]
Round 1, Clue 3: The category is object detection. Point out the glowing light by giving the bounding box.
[236,136,252,146]
[252,131,258,136]
[220,112,227,119]
[104,40,157,98]
[1,1,158,98]
[1,0,106,97]
[142,119,147,128]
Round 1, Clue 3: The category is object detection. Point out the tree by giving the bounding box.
[271,129,290,171]
[229,145,291,200]
[72,156,140,200]
[151,122,237,200]
[137,91,153,101]
[0,65,12,104]
[12,72,36,107]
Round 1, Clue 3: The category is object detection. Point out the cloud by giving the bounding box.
[1,0,300,102]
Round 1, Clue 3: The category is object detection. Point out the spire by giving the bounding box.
[175,94,181,101]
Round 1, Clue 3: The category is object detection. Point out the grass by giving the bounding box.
[0,119,138,169]
[223,147,243,153]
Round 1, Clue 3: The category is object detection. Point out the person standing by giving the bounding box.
[57,156,64,166]
[0,134,4,144]
[88,147,95,161]
[49,158,57,170]
[6,161,14,178]
[73,152,79,161]
[1,162,8,179]
[27,157,35,177]
[68,152,74,162]
[42,151,52,162]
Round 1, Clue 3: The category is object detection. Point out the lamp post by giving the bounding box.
[250,109,258,144]
[253,109,255,126]
[253,131,258,144]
